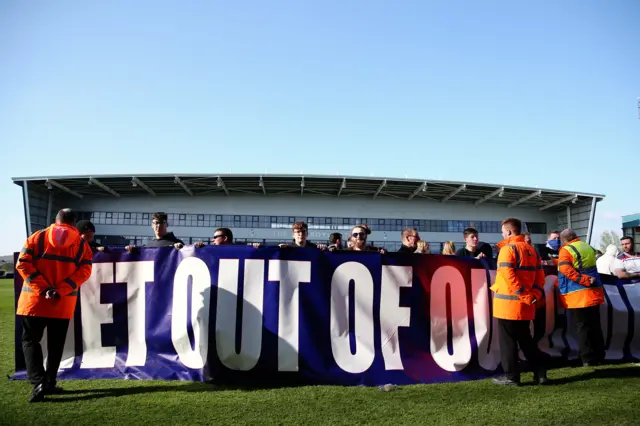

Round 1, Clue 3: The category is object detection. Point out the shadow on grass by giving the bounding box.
[41,366,640,402]
[43,381,307,403]
[546,366,640,385]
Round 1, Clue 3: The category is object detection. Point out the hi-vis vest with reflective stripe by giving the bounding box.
[491,236,545,321]
[16,224,93,319]
[557,240,604,308]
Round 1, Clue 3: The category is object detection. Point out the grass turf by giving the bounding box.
[1,278,639,425]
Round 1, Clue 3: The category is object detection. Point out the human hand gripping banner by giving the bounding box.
[12,246,640,385]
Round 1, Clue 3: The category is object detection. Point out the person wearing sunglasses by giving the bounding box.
[348,224,386,253]
[194,228,234,247]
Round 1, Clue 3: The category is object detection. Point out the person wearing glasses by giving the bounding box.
[279,221,326,249]
[194,228,234,247]
[348,225,386,253]
[398,228,420,253]
[125,212,184,251]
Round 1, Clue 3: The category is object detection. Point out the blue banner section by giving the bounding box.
[12,247,640,385]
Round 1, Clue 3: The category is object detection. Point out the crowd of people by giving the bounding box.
[13,209,640,401]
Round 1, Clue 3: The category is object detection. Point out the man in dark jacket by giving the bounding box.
[280,221,319,248]
[76,220,106,253]
[126,212,184,251]
[456,228,493,259]
[397,228,420,253]
[539,230,561,265]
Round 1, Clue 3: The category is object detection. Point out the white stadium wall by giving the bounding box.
[57,193,560,250]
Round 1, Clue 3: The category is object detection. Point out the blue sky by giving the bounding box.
[1,0,638,254]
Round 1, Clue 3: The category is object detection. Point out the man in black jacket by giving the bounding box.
[280,221,319,248]
[539,230,561,265]
[455,228,493,259]
[76,220,106,253]
[397,228,420,253]
[126,212,184,251]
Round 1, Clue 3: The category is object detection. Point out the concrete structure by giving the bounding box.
[12,174,604,253]
[622,213,640,254]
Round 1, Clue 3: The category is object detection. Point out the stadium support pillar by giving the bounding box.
[586,197,597,245]
[47,191,53,226]
[22,180,32,236]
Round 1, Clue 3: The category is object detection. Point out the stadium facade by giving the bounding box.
[12,174,604,253]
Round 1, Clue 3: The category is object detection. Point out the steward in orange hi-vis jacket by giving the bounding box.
[490,218,548,387]
[15,208,93,403]
[556,228,605,367]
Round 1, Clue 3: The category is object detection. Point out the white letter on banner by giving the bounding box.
[380,265,411,370]
[116,261,154,366]
[215,259,264,370]
[171,257,211,369]
[470,268,500,371]
[268,260,311,372]
[330,262,375,374]
[80,263,116,368]
[430,265,472,372]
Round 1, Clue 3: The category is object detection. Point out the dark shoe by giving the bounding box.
[44,384,64,394]
[492,376,520,386]
[534,369,549,385]
[28,383,46,403]
[583,361,599,367]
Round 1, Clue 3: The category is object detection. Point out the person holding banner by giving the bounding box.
[557,229,605,366]
[15,208,93,402]
[490,218,547,386]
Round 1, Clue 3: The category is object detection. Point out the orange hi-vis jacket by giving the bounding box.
[490,235,546,320]
[16,223,93,319]
[557,238,604,309]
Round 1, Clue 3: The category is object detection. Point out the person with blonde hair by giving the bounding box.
[415,240,430,254]
[442,241,456,255]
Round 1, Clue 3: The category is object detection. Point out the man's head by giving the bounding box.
[560,228,578,245]
[212,228,233,245]
[523,231,532,245]
[76,220,96,242]
[292,222,308,246]
[329,232,342,248]
[547,230,560,242]
[501,218,522,240]
[402,228,420,249]
[463,228,479,249]
[55,208,76,226]
[621,236,635,254]
[151,212,168,238]
[351,225,370,248]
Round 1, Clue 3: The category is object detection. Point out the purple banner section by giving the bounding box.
[12,247,640,385]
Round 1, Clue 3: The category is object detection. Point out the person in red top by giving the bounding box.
[16,208,93,403]
[490,218,547,386]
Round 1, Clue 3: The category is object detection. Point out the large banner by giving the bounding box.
[12,247,640,385]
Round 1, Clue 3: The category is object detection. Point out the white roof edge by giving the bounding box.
[10,173,606,199]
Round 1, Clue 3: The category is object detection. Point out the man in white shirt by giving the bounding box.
[614,237,640,282]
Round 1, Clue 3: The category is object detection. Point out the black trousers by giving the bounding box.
[21,316,70,387]
[498,318,541,382]
[533,306,546,343]
[571,305,605,364]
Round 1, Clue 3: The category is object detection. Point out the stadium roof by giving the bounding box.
[11,173,604,211]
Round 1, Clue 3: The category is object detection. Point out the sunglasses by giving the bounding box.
[352,232,366,238]
[213,234,225,239]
